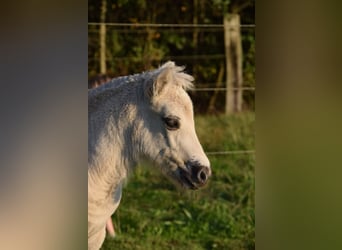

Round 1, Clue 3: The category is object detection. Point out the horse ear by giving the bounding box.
[146,67,173,99]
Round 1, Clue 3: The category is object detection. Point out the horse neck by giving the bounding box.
[88,82,142,199]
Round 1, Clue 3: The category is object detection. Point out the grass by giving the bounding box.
[101,112,255,250]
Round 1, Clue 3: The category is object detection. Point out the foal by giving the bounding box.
[88,62,211,249]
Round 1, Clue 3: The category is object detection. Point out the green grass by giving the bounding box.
[101,113,255,250]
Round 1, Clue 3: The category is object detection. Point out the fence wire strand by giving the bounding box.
[193,87,255,91]
[206,150,255,155]
[88,22,256,28]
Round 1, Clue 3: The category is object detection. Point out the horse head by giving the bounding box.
[137,62,211,189]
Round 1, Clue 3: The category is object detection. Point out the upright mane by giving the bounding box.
[88,61,194,116]
[89,61,193,96]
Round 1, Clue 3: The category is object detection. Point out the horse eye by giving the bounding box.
[162,116,180,131]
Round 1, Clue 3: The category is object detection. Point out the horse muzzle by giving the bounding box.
[179,162,211,189]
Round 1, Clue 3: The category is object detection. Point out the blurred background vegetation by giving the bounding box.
[88,0,255,114]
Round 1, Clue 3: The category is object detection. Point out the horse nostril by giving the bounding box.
[198,169,208,183]
[187,162,210,185]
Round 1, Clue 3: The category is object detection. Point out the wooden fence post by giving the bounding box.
[224,13,243,114]
[99,0,107,74]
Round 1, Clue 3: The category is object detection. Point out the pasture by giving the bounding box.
[101,113,255,250]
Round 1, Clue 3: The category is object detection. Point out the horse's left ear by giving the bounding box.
[146,66,173,99]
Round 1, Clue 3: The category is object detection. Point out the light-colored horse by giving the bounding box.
[88,61,211,250]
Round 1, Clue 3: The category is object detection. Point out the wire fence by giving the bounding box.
[206,150,255,155]
[193,87,255,92]
[88,22,256,28]
[88,22,256,91]
[105,54,226,60]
